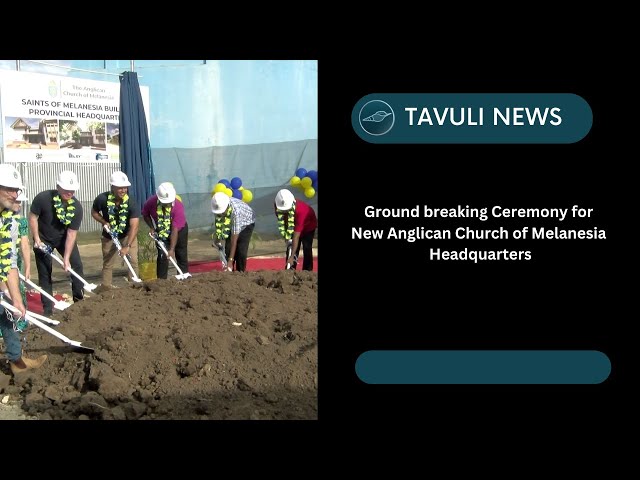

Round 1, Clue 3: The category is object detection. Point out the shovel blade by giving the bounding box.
[70,342,95,354]
[83,283,98,292]
[54,301,71,310]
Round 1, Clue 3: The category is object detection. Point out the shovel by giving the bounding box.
[107,230,142,283]
[19,273,72,310]
[149,232,192,280]
[285,241,298,270]
[1,300,94,353]
[38,244,97,292]
[24,309,60,326]
[285,241,292,269]
[213,241,228,270]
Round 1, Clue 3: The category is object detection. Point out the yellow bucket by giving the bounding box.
[139,262,157,281]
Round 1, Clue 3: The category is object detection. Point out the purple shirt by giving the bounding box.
[141,195,187,230]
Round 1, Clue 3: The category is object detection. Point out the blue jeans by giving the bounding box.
[0,307,22,362]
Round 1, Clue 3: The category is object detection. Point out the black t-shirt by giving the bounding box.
[92,191,141,239]
[30,189,84,246]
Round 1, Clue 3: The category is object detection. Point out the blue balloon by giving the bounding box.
[312,179,318,189]
[218,178,230,188]
[232,189,243,199]
[230,177,243,190]
[295,168,307,178]
[306,170,318,182]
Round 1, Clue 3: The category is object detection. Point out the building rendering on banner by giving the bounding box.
[7,117,59,148]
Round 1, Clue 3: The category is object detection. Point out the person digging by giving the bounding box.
[0,164,47,375]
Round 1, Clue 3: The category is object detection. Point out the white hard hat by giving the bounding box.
[0,164,25,189]
[110,171,131,187]
[57,170,79,191]
[211,192,230,214]
[275,189,295,211]
[156,182,176,204]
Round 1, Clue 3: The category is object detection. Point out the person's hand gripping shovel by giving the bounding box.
[37,243,97,292]
[104,225,142,283]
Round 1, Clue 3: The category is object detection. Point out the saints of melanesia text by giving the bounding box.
[352,205,606,262]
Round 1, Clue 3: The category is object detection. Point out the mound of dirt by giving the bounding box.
[3,270,317,420]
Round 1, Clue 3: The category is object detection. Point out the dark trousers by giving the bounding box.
[34,241,85,313]
[225,223,254,272]
[157,224,189,279]
[293,229,316,271]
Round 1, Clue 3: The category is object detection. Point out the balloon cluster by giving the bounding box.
[289,168,317,199]
[211,177,253,203]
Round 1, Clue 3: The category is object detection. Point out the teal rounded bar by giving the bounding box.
[352,93,592,144]
[355,350,610,384]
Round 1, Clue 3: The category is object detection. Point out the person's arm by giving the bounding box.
[141,198,157,236]
[6,268,25,316]
[20,236,31,280]
[167,200,186,259]
[121,217,139,257]
[91,208,110,230]
[227,233,239,271]
[29,212,43,248]
[143,213,158,238]
[167,226,178,260]
[63,228,78,271]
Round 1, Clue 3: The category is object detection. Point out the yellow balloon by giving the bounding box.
[242,189,253,203]
[213,183,226,195]
[304,187,315,198]
[300,176,312,188]
[224,187,233,197]
[290,176,301,186]
[238,186,245,191]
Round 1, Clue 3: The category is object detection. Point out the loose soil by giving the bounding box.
[1,235,317,420]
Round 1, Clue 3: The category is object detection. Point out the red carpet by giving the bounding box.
[188,256,317,273]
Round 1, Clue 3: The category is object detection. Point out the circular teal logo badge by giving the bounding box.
[359,99,395,136]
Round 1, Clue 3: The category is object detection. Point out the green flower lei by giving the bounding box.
[277,203,296,240]
[53,194,75,226]
[0,209,14,282]
[215,205,233,240]
[156,202,172,240]
[107,193,129,234]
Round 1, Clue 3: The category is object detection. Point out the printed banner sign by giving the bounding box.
[0,70,150,162]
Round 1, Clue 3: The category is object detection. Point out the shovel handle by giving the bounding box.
[150,233,190,278]
[24,310,60,325]
[122,255,142,282]
[113,237,142,282]
[217,245,228,270]
[285,243,292,269]
[19,273,58,304]
[47,251,94,288]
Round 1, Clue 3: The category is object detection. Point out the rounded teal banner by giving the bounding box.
[355,350,610,384]
[352,94,592,143]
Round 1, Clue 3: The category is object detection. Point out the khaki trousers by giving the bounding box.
[101,235,139,286]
